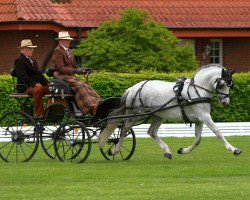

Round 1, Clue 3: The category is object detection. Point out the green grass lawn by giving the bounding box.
[0,136,249,200]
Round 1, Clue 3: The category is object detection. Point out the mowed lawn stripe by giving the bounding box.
[0,136,249,200]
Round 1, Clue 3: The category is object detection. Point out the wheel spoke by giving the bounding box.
[44,142,54,152]
[119,150,124,160]
[0,141,13,150]
[100,128,136,161]
[40,124,57,159]
[19,144,28,161]
[0,111,39,162]
[120,145,130,152]
[16,143,18,162]
[54,120,91,163]
[6,142,15,161]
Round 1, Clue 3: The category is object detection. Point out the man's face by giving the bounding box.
[59,39,71,48]
[22,47,35,57]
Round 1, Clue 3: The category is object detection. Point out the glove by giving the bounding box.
[74,68,84,75]
[82,68,93,74]
[74,68,93,75]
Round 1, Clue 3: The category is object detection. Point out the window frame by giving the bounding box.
[209,39,223,65]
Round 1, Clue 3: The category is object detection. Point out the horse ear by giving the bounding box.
[230,68,237,75]
[221,68,226,77]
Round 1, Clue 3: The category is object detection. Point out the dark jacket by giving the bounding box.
[14,53,48,92]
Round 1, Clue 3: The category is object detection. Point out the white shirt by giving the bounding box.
[60,44,71,57]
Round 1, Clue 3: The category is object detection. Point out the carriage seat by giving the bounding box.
[47,79,73,96]
[45,68,73,97]
[9,69,31,98]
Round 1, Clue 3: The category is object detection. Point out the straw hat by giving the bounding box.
[19,39,37,48]
[55,31,73,40]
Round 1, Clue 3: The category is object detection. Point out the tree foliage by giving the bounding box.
[74,8,198,72]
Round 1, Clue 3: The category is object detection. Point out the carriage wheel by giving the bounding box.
[100,127,136,161]
[0,110,39,162]
[40,123,61,159]
[54,120,92,163]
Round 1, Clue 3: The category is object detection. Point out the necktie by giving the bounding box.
[66,49,71,57]
[29,57,34,65]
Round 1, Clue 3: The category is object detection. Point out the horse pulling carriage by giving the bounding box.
[0,64,242,163]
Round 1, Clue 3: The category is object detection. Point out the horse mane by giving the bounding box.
[195,64,226,76]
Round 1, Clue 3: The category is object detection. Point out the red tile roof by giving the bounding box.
[0,0,250,28]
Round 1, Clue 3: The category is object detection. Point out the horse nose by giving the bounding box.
[221,101,229,106]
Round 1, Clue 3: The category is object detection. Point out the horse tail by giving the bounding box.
[98,91,128,149]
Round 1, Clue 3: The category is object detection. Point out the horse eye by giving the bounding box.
[218,84,224,89]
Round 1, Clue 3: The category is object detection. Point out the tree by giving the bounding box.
[74,8,198,72]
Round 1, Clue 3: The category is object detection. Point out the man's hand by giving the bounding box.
[74,68,84,75]
[75,68,93,75]
[35,83,42,87]
[82,68,93,75]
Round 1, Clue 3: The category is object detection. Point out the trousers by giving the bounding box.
[26,85,49,116]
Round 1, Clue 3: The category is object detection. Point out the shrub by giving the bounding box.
[74,8,198,73]
[0,71,249,122]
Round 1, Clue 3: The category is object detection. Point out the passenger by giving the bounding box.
[52,31,101,115]
[14,39,49,118]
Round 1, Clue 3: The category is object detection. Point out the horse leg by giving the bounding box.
[203,115,242,155]
[99,102,127,149]
[109,118,137,156]
[148,117,172,159]
[99,120,120,149]
[177,122,203,154]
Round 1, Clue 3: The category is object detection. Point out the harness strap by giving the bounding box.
[178,99,191,125]
[131,80,149,108]
[126,79,212,126]
[187,78,193,100]
[173,77,192,124]
[127,97,211,110]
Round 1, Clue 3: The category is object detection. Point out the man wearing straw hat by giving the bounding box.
[14,39,49,118]
[52,31,101,115]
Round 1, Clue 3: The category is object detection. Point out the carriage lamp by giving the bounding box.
[74,128,78,133]
[203,44,211,59]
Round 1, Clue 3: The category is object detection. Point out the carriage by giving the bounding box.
[0,69,136,163]
[0,64,241,163]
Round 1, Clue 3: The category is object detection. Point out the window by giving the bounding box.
[209,39,223,65]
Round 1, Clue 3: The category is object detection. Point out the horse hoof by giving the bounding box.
[233,149,242,156]
[177,148,183,154]
[164,153,172,159]
[108,149,112,156]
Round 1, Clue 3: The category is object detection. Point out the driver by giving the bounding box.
[51,31,101,115]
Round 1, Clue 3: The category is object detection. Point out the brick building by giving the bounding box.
[0,0,249,74]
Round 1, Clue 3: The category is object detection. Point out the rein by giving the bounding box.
[186,77,231,100]
[186,78,214,100]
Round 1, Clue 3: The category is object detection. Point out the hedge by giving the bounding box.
[0,71,249,122]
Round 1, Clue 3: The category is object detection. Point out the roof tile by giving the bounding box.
[0,0,250,28]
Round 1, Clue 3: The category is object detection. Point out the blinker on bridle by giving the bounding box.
[214,69,234,99]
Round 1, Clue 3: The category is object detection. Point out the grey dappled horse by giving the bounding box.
[99,64,242,159]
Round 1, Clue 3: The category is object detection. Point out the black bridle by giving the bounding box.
[187,68,234,100]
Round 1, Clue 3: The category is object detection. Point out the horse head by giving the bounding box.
[212,68,235,105]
